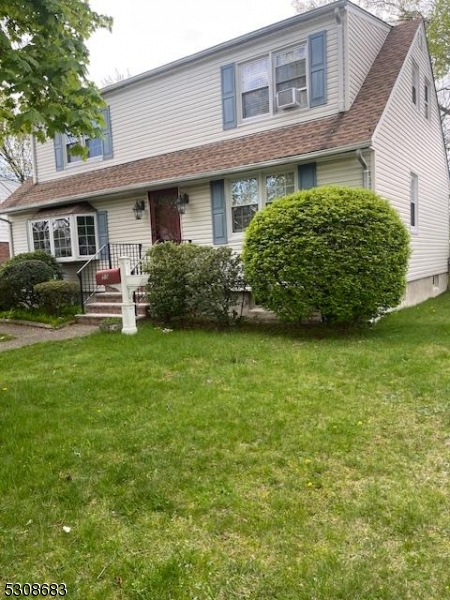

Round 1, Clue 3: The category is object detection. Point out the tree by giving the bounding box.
[0,0,112,151]
[101,68,132,88]
[242,187,410,325]
[0,131,32,182]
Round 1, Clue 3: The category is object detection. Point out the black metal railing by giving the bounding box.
[77,243,143,313]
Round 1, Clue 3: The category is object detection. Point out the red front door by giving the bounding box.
[148,188,181,244]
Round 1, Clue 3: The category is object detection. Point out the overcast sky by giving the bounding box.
[87,0,298,85]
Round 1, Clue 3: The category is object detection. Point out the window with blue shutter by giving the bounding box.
[298,163,317,190]
[308,31,327,107]
[221,64,237,130]
[210,180,228,244]
[53,106,113,170]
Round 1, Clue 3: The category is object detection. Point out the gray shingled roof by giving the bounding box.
[2,19,420,213]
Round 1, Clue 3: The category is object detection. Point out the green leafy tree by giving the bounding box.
[0,0,112,150]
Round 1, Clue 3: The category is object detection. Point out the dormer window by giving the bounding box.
[274,45,307,109]
[412,60,419,108]
[66,133,103,164]
[54,107,113,171]
[240,57,270,119]
[221,31,326,129]
[424,79,430,119]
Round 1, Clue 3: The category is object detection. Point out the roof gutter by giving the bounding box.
[2,140,371,214]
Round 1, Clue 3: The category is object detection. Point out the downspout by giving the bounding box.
[356,149,370,189]
[0,216,14,256]
[335,7,345,113]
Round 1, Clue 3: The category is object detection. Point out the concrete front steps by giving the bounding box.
[75,290,148,326]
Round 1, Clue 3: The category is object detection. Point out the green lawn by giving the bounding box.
[1,294,450,599]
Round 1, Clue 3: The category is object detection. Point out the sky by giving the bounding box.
[87,0,298,85]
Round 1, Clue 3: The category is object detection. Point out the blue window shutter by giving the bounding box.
[210,180,228,245]
[298,163,317,190]
[97,210,109,258]
[54,133,64,171]
[221,64,237,130]
[309,31,327,107]
[101,107,113,159]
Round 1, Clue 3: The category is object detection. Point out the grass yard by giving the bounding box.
[1,294,450,599]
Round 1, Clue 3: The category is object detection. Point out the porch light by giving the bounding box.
[132,200,146,220]
[175,192,189,215]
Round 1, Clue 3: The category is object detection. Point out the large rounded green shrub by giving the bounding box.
[0,250,63,280]
[242,186,410,325]
[0,259,55,309]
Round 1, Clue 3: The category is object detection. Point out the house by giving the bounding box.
[1,0,449,315]
[0,178,20,263]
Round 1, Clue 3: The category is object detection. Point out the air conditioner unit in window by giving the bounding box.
[276,88,301,110]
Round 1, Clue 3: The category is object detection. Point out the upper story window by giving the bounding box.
[410,172,418,232]
[412,61,419,108]
[66,133,103,164]
[424,79,431,119]
[239,44,307,120]
[274,45,307,109]
[54,107,113,171]
[30,213,98,260]
[221,31,326,130]
[240,57,270,119]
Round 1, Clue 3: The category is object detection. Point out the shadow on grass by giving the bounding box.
[144,290,450,346]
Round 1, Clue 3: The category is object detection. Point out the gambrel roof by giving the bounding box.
[2,19,420,213]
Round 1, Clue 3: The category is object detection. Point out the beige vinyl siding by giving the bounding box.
[35,14,340,182]
[180,183,214,247]
[372,24,449,282]
[317,153,363,187]
[346,6,389,109]
[9,213,30,255]
[94,194,151,253]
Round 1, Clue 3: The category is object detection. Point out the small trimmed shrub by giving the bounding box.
[144,242,244,323]
[0,251,63,280]
[0,260,54,310]
[242,186,410,325]
[186,247,245,323]
[144,243,206,322]
[34,280,80,316]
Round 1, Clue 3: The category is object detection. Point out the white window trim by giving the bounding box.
[29,213,99,262]
[226,167,298,239]
[237,41,309,125]
[410,172,419,234]
[64,133,104,169]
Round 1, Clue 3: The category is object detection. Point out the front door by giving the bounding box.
[148,188,181,244]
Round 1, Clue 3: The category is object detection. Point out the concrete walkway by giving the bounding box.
[0,321,97,353]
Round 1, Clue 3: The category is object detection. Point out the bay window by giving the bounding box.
[30,214,98,260]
